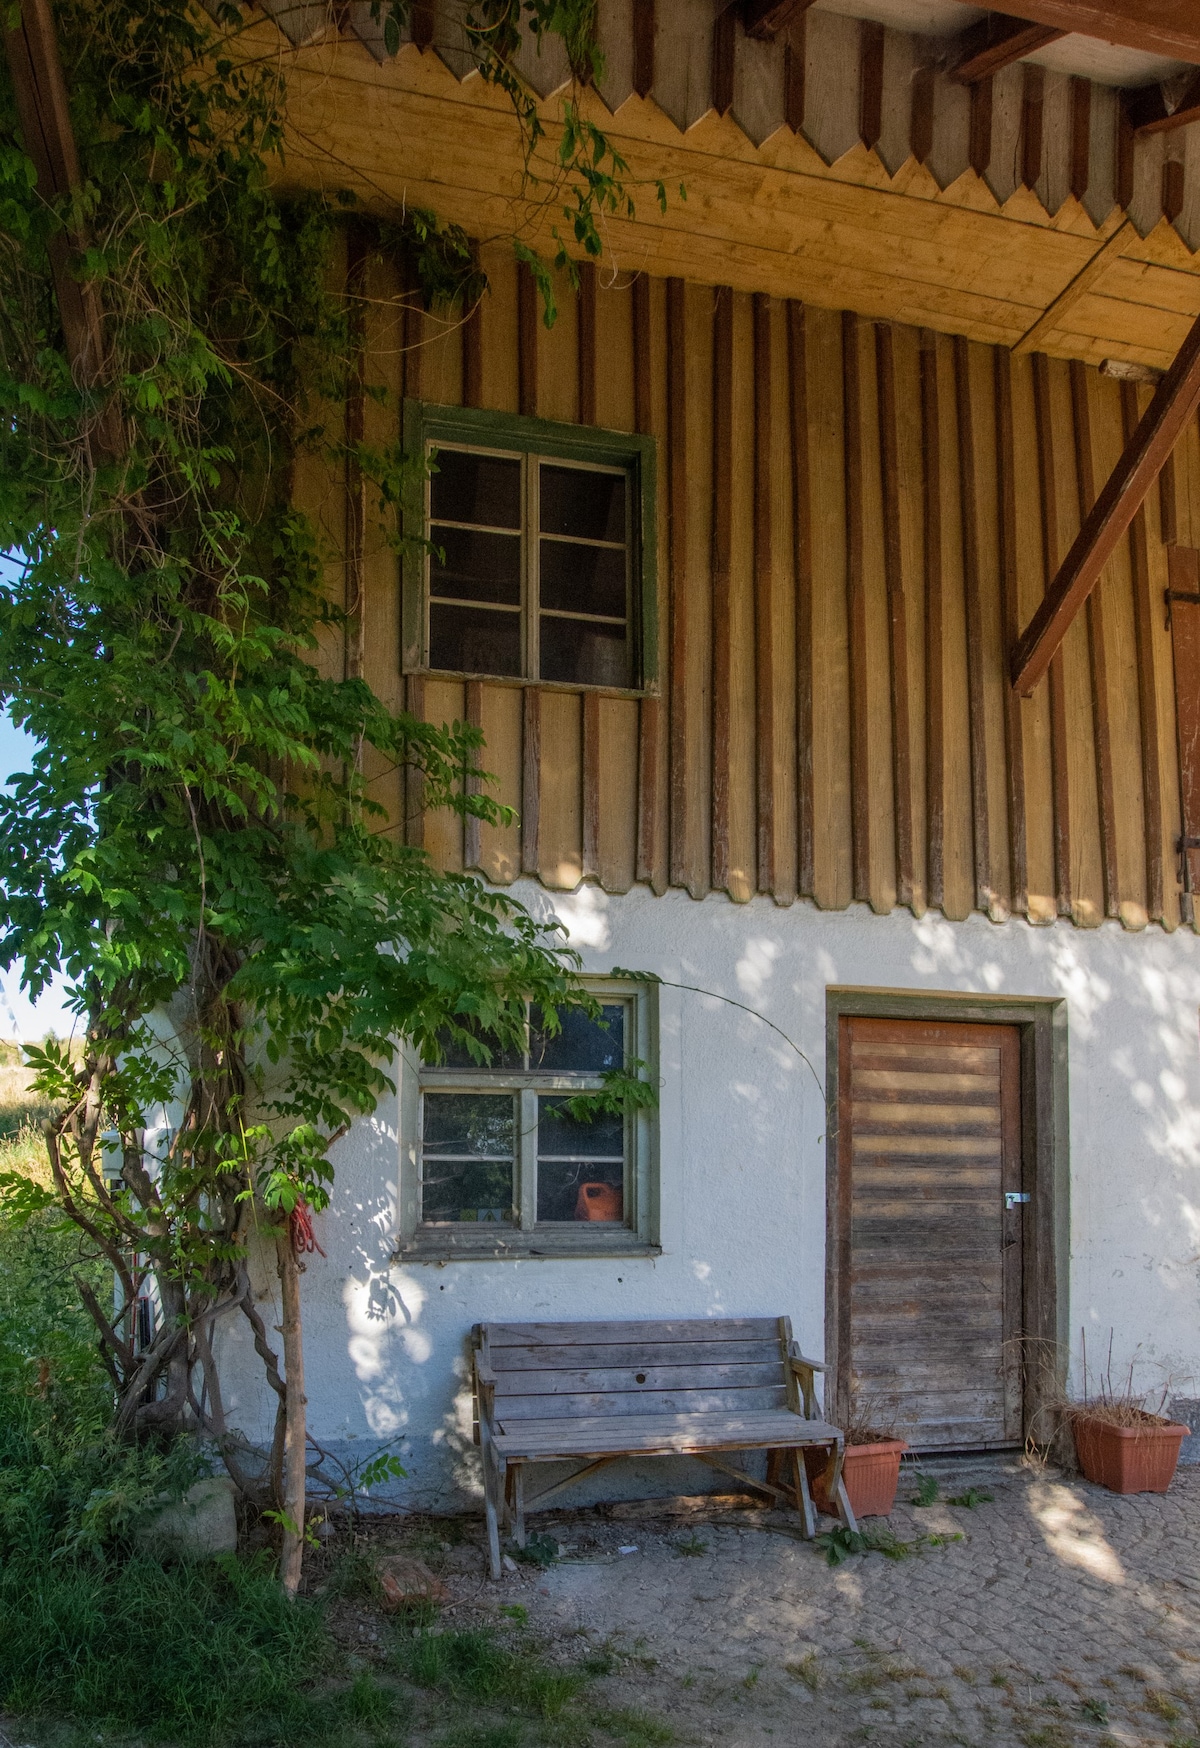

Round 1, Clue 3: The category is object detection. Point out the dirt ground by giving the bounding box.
[346,1453,1200,1748]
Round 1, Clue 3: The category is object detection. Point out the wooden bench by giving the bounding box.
[471,1316,856,1578]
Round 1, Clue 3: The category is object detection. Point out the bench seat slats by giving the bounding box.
[486,1318,782,1347]
[492,1362,787,1395]
[490,1340,784,1372]
[492,1410,842,1458]
[495,1385,790,1420]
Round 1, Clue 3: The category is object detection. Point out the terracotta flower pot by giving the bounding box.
[575,1181,623,1221]
[813,1439,908,1518]
[1071,1412,1189,1494]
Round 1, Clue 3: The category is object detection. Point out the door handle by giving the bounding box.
[1005,1192,1030,1210]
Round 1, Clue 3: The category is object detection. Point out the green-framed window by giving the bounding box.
[394,976,660,1262]
[402,402,658,694]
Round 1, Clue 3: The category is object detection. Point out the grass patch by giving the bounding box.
[672,1532,707,1558]
[397,1627,583,1718]
[947,1488,994,1509]
[786,1652,821,1692]
[587,1706,675,1746]
[1146,1691,1183,1721]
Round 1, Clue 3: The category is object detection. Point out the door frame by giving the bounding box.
[824,987,1069,1450]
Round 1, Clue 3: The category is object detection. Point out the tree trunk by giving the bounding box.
[275,1224,307,1597]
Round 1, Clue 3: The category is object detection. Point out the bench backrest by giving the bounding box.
[474,1316,797,1423]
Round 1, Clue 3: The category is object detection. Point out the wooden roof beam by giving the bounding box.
[957,2,1200,67]
[743,0,816,44]
[1124,70,1200,136]
[950,15,1065,84]
[1011,307,1200,697]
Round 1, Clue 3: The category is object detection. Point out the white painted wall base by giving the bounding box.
[216,887,1200,1509]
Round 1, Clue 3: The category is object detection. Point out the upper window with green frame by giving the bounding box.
[402,403,657,693]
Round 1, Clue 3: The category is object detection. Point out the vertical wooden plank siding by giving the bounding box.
[711,285,734,897]
[366,266,1193,933]
[1031,353,1072,918]
[635,273,669,896]
[993,348,1028,917]
[843,310,871,904]
[1168,546,1200,913]
[577,259,597,428]
[875,323,914,911]
[790,301,815,901]
[1069,359,1119,918]
[667,276,690,893]
[1122,380,1167,924]
[921,335,945,915]
[754,293,777,895]
[952,336,992,915]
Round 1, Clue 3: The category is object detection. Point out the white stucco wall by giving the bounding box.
[217,886,1200,1509]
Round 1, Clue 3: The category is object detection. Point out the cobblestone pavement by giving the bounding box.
[442,1456,1200,1747]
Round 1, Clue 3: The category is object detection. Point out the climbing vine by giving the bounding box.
[0,0,653,1588]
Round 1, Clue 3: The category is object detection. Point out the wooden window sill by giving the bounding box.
[393,1230,661,1264]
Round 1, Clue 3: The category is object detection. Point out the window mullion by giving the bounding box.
[518,1087,538,1228]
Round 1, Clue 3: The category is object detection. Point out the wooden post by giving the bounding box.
[275,1225,307,1599]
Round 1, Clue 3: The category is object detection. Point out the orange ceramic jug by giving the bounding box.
[575,1182,623,1221]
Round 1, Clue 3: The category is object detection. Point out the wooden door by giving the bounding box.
[835,1017,1024,1450]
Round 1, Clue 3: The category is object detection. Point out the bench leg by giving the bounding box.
[480,1435,504,1580]
[511,1463,526,1549]
[835,1474,858,1536]
[791,1448,817,1539]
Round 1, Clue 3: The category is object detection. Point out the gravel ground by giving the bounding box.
[379,1454,1200,1747]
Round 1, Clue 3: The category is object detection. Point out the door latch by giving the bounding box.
[1005,1192,1030,1210]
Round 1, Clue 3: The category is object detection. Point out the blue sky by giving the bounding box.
[0,712,75,1042]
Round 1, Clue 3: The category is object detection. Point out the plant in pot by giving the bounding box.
[812,1400,908,1519]
[1067,1338,1190,1495]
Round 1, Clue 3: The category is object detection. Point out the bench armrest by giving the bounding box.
[787,1347,826,1420]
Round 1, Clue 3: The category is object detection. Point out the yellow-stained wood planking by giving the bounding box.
[892,323,927,916]
[267,34,1200,372]
[1084,370,1149,927]
[808,306,853,911]
[314,238,1199,932]
[1042,356,1104,927]
[1009,351,1057,923]
[938,332,975,924]
[767,296,798,905]
[537,690,583,889]
[421,679,467,872]
[966,343,1013,919]
[473,684,523,884]
[857,319,897,916]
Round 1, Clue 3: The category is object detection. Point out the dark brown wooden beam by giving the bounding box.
[958,2,1200,67]
[950,14,1064,84]
[1011,307,1200,696]
[743,0,816,43]
[1124,70,1200,137]
[632,0,655,98]
[4,0,118,458]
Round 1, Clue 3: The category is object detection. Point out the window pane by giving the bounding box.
[540,464,625,543]
[431,527,520,606]
[537,1158,624,1223]
[540,539,626,618]
[431,449,520,529]
[422,1092,514,1224]
[540,616,630,688]
[422,1156,515,1223]
[423,1091,514,1153]
[531,1003,624,1072]
[538,1096,624,1157]
[430,1019,524,1072]
[430,602,521,676]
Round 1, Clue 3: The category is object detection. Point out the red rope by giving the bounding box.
[290,1198,326,1258]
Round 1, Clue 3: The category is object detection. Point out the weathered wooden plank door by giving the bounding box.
[836,1016,1024,1450]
